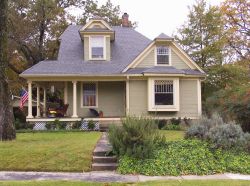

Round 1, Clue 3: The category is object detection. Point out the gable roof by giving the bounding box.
[21,25,151,76]
[155,33,173,40]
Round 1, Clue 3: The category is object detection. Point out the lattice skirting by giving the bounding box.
[33,122,47,130]
[33,120,100,130]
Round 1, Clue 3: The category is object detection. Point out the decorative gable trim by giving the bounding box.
[80,19,113,31]
[122,40,205,74]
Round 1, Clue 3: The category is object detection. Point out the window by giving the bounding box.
[90,36,104,59]
[82,83,97,107]
[157,46,169,65]
[148,78,179,111]
[154,80,173,105]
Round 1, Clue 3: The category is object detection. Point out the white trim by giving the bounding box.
[148,77,180,111]
[64,82,68,104]
[36,85,41,118]
[122,42,155,72]
[80,19,113,31]
[26,117,81,122]
[155,46,172,66]
[126,76,130,115]
[172,42,205,73]
[27,80,33,118]
[72,81,78,118]
[81,82,98,108]
[89,36,106,60]
[197,79,202,117]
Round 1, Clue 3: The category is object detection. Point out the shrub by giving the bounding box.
[170,117,181,125]
[183,117,192,126]
[88,120,95,130]
[72,121,81,129]
[108,116,165,159]
[163,124,181,130]
[157,119,167,129]
[208,123,247,150]
[185,114,223,140]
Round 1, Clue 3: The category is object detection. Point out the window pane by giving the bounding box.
[91,36,104,59]
[155,93,173,105]
[92,47,103,58]
[83,83,96,106]
[157,46,169,64]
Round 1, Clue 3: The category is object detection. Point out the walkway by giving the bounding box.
[0,171,250,182]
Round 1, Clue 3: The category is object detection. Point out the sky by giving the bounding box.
[81,0,224,39]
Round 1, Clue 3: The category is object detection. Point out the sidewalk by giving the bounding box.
[0,171,250,182]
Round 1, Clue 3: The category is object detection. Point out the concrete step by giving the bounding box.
[93,151,108,156]
[93,156,117,163]
[92,163,118,171]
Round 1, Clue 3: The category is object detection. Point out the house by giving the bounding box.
[20,13,205,124]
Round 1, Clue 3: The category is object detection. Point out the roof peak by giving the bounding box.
[155,33,173,40]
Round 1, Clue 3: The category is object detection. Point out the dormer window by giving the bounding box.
[157,46,170,65]
[90,36,105,60]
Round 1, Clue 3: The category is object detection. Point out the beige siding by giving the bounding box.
[128,78,199,118]
[136,49,155,68]
[171,50,190,69]
[106,37,111,61]
[178,80,198,117]
[135,46,191,69]
[84,37,89,61]
[129,80,148,115]
[67,81,125,117]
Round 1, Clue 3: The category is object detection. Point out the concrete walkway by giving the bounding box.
[0,171,250,182]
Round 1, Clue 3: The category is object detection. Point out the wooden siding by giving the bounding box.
[106,37,111,61]
[84,37,89,61]
[136,49,155,68]
[172,50,190,69]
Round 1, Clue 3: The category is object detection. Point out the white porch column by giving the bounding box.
[126,76,130,116]
[64,82,68,104]
[27,80,33,118]
[43,88,46,117]
[36,85,41,117]
[72,81,78,118]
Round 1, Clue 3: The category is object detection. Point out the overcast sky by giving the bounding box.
[91,0,223,39]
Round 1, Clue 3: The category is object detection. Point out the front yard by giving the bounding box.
[0,132,101,172]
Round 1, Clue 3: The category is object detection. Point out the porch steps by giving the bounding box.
[91,132,118,171]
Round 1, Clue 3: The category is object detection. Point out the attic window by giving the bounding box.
[157,46,169,65]
[90,36,105,60]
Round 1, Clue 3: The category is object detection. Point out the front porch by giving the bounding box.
[25,77,129,123]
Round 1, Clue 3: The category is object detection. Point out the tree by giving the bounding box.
[0,0,16,140]
[175,0,225,69]
[78,0,136,27]
[221,0,250,61]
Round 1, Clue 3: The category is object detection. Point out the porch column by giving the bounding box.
[43,88,46,117]
[126,76,130,115]
[72,81,78,118]
[36,85,41,117]
[64,82,68,104]
[27,80,33,118]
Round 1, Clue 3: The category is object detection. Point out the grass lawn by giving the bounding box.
[0,180,249,186]
[0,132,101,172]
[160,130,184,141]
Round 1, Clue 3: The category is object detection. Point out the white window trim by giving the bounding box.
[148,77,179,111]
[154,46,172,66]
[81,82,99,108]
[89,36,106,60]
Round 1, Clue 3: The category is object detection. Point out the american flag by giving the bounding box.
[20,89,28,109]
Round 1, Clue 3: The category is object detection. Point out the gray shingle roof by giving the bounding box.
[22,25,151,75]
[21,25,203,77]
[155,33,173,40]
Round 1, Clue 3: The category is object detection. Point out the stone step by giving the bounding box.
[93,156,117,163]
[93,151,108,156]
[92,163,118,171]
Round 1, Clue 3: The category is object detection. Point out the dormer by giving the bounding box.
[79,17,115,61]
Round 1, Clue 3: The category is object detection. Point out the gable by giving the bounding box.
[80,19,113,31]
[131,44,192,70]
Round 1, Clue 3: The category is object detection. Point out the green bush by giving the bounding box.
[72,121,81,129]
[163,124,181,130]
[108,116,165,159]
[157,119,167,129]
[170,117,181,125]
[88,120,95,130]
[118,140,250,176]
[208,123,247,150]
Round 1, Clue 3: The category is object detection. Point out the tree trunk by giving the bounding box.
[0,0,16,141]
